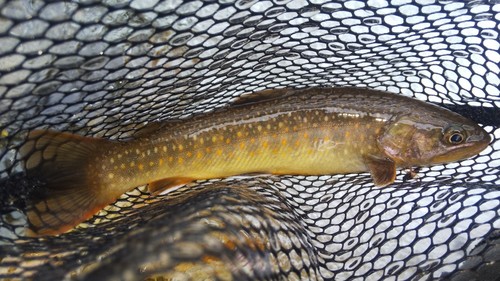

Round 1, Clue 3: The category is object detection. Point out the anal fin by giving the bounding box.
[147,177,194,195]
[364,155,396,187]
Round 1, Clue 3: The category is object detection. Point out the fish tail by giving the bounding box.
[20,130,113,236]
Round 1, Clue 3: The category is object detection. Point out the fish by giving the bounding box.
[20,87,491,236]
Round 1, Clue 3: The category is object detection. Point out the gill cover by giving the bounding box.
[378,115,442,165]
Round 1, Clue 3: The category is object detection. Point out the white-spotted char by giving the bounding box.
[20,87,491,236]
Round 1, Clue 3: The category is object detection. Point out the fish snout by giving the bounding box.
[465,126,491,152]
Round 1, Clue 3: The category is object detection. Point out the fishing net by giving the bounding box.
[0,0,499,280]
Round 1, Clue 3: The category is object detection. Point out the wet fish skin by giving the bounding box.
[20,87,491,236]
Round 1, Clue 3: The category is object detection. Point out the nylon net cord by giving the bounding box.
[0,1,499,280]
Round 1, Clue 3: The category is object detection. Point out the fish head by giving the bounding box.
[378,110,490,167]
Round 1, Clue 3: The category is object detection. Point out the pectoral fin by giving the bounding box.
[147,177,194,195]
[364,156,396,187]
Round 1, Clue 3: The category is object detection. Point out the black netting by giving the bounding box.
[0,1,499,280]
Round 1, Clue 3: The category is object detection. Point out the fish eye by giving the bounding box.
[449,132,464,144]
[443,126,467,145]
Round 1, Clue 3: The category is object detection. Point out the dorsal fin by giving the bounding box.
[134,120,183,138]
[233,88,294,106]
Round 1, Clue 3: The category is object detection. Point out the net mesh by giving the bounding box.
[0,0,499,280]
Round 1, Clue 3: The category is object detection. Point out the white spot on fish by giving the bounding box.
[341,113,360,118]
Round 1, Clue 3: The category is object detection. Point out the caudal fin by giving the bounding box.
[20,130,113,236]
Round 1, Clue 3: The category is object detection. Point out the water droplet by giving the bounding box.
[473,13,493,21]
[363,17,382,25]
[329,27,349,35]
[452,50,469,58]
[328,42,344,50]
